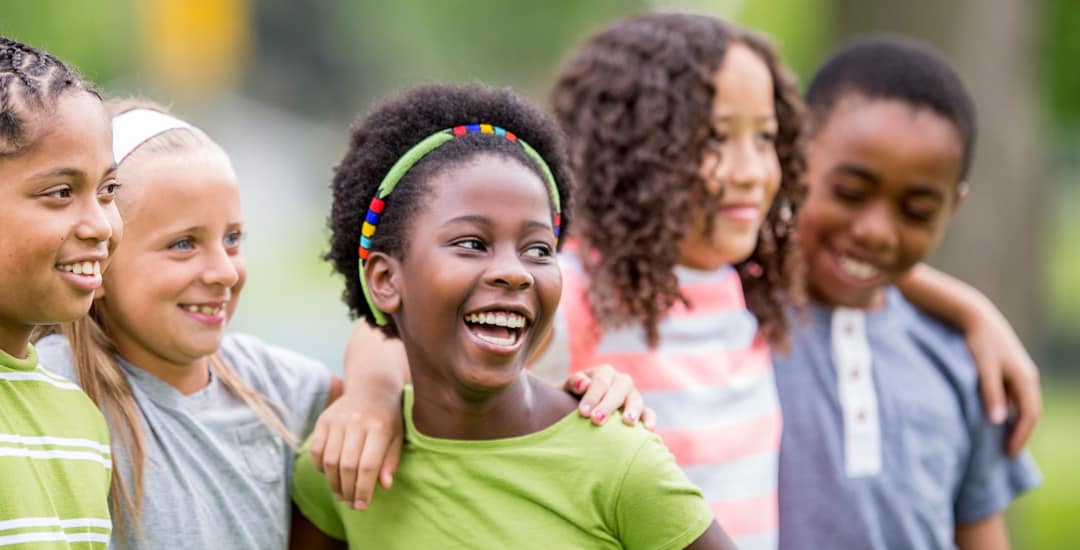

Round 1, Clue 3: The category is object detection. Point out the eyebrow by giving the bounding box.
[712,115,778,124]
[834,163,948,201]
[29,166,86,181]
[833,163,881,186]
[442,215,552,232]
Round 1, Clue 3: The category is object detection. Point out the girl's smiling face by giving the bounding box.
[0,91,118,353]
[678,42,781,271]
[376,154,561,393]
[99,146,246,371]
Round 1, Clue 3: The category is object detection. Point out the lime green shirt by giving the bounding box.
[0,344,112,548]
[293,385,714,549]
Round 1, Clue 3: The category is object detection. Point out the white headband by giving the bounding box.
[111,109,196,164]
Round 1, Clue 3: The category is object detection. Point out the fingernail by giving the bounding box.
[593,411,606,424]
[574,378,586,391]
[579,404,591,416]
[624,411,637,424]
[991,405,1007,424]
[353,500,367,511]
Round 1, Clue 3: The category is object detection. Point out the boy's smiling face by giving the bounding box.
[800,93,966,309]
[377,153,561,393]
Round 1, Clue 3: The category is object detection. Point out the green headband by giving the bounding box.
[358,124,562,326]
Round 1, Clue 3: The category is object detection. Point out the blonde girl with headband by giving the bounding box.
[0,35,119,549]
[32,100,343,549]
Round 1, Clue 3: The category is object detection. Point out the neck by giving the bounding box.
[0,322,33,360]
[113,340,212,395]
[410,369,549,440]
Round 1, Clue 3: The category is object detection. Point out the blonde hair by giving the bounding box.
[48,98,295,539]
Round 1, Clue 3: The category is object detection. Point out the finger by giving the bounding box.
[309,417,330,474]
[620,389,644,426]
[590,374,634,425]
[1006,372,1042,456]
[352,427,391,509]
[320,422,345,499]
[380,432,404,490]
[564,372,591,395]
[336,425,366,504]
[640,407,657,431]
[976,359,1008,425]
[578,366,615,417]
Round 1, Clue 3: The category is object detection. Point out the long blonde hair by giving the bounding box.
[45,99,295,538]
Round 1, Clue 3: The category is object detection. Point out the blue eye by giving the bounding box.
[169,237,195,251]
[224,230,244,249]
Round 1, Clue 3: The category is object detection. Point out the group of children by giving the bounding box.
[0,10,1040,550]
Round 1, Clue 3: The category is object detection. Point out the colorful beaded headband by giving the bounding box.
[358,124,562,326]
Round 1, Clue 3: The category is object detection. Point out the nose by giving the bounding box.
[485,247,533,291]
[725,137,768,190]
[200,243,241,288]
[850,201,899,255]
[74,198,115,244]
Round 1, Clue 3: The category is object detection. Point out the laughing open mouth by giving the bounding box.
[464,310,528,347]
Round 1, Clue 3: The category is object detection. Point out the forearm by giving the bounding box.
[342,321,408,394]
[896,263,993,330]
[956,514,1009,550]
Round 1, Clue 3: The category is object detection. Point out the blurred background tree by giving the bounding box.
[2,0,1075,544]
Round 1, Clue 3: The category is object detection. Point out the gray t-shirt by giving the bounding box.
[773,287,1040,549]
[36,332,332,550]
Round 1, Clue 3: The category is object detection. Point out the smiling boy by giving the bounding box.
[773,35,1040,549]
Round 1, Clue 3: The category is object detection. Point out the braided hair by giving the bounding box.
[0,35,97,157]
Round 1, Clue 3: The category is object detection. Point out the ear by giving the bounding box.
[364,251,402,316]
[952,181,969,211]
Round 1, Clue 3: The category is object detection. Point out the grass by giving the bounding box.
[1008,378,1080,548]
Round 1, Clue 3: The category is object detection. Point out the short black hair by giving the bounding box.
[806,34,976,181]
[1,35,97,157]
[325,83,573,336]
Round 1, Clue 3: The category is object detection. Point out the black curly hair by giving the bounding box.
[325,83,574,337]
[1,35,97,157]
[806,34,976,181]
[551,13,806,350]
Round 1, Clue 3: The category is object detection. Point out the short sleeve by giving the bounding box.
[33,334,79,382]
[291,437,347,540]
[954,419,1042,523]
[222,334,333,441]
[615,433,715,550]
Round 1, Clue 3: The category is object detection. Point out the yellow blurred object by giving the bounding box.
[138,0,252,98]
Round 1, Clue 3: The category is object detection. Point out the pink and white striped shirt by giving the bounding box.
[532,251,781,550]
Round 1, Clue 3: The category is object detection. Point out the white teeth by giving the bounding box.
[465,311,527,328]
[93,262,101,276]
[475,333,517,347]
[81,261,94,274]
[839,256,880,280]
[72,263,83,275]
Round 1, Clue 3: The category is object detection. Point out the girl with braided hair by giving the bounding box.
[0,35,120,547]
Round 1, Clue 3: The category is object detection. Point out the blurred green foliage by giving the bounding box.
[0,0,134,89]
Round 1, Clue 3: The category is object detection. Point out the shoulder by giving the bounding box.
[885,287,975,375]
[219,333,331,385]
[33,333,79,383]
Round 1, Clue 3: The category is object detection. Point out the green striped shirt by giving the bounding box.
[0,344,112,548]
